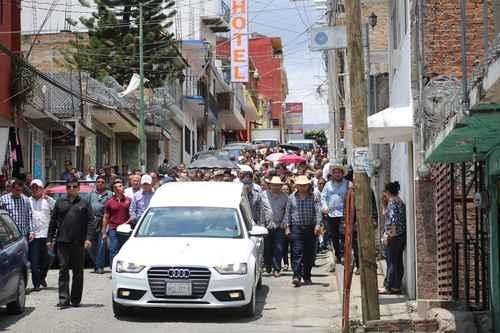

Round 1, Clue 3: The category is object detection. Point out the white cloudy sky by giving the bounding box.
[248,0,329,124]
[21,0,329,124]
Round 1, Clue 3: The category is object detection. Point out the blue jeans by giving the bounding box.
[290,225,315,280]
[29,238,49,288]
[264,228,286,273]
[108,229,128,267]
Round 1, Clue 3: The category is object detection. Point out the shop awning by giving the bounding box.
[368,105,414,144]
[425,106,500,163]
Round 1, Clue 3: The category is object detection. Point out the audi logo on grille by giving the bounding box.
[167,268,190,279]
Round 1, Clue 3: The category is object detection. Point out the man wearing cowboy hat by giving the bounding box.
[262,176,289,277]
[242,170,271,226]
[285,175,322,287]
[321,160,353,265]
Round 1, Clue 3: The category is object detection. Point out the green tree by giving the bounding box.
[64,0,183,87]
[304,129,327,147]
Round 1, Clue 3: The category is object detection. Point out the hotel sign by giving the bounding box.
[230,0,249,82]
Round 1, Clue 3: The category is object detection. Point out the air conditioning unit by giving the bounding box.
[310,26,347,52]
[312,0,327,10]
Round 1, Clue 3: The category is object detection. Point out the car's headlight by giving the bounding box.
[214,263,248,275]
[116,261,145,273]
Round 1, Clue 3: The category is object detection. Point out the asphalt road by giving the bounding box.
[0,253,341,333]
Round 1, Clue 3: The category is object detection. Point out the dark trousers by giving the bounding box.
[283,238,290,266]
[89,230,107,269]
[57,242,85,305]
[29,238,49,288]
[290,225,315,280]
[264,228,285,273]
[353,230,359,269]
[326,217,344,260]
[384,235,406,290]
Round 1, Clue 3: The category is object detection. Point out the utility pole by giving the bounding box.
[326,0,340,159]
[139,3,146,173]
[345,0,380,323]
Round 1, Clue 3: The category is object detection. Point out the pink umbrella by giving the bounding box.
[279,154,306,165]
[266,152,285,162]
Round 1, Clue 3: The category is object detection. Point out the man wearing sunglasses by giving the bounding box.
[47,179,95,309]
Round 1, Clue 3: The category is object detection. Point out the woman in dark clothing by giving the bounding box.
[380,181,406,294]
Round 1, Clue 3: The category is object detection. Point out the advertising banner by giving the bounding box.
[285,103,304,135]
[230,0,249,82]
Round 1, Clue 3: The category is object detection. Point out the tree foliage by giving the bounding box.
[64,0,183,87]
[304,129,327,147]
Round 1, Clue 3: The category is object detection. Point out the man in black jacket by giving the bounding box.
[47,179,95,308]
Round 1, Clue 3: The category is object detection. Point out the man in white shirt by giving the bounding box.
[124,174,141,199]
[85,166,97,181]
[29,179,56,290]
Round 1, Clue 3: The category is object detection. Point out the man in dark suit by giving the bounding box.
[47,179,95,308]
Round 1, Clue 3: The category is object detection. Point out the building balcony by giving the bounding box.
[218,83,246,131]
[201,0,230,33]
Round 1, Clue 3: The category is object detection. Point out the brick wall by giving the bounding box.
[337,0,390,74]
[22,32,82,73]
[424,0,496,79]
[415,178,438,299]
[363,0,389,74]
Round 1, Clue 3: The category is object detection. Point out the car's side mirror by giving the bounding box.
[249,225,268,237]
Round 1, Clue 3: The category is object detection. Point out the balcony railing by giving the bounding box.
[184,75,204,98]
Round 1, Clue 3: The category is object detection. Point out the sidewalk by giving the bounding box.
[332,256,439,332]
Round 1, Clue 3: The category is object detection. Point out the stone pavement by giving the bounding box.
[0,252,343,333]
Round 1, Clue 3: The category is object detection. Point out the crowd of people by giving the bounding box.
[0,144,407,308]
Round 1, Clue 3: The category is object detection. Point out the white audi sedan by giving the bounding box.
[111,182,268,317]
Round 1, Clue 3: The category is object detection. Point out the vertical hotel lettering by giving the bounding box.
[230,0,249,82]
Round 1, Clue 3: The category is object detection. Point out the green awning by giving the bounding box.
[425,107,500,163]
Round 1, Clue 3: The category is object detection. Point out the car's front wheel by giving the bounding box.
[112,299,129,317]
[241,277,257,317]
[256,271,263,290]
[7,276,26,315]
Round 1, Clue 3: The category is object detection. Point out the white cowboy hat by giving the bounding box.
[294,175,312,185]
[266,176,284,185]
[329,159,347,174]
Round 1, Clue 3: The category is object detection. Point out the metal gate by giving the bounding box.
[434,162,489,310]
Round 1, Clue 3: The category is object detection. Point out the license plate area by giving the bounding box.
[165,280,192,296]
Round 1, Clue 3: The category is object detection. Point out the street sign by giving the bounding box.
[230,0,249,82]
[310,26,347,51]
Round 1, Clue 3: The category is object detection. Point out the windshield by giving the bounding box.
[136,207,243,239]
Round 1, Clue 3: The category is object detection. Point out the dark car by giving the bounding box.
[0,210,28,314]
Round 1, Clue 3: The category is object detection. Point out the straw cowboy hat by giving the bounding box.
[294,175,312,186]
[266,176,284,185]
[330,159,347,174]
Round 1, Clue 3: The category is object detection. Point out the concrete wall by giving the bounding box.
[249,37,285,120]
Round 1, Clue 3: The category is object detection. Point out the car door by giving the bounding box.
[0,214,26,302]
[0,216,15,303]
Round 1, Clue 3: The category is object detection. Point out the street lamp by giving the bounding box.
[368,12,378,30]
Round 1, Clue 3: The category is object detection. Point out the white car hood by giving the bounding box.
[117,237,253,267]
